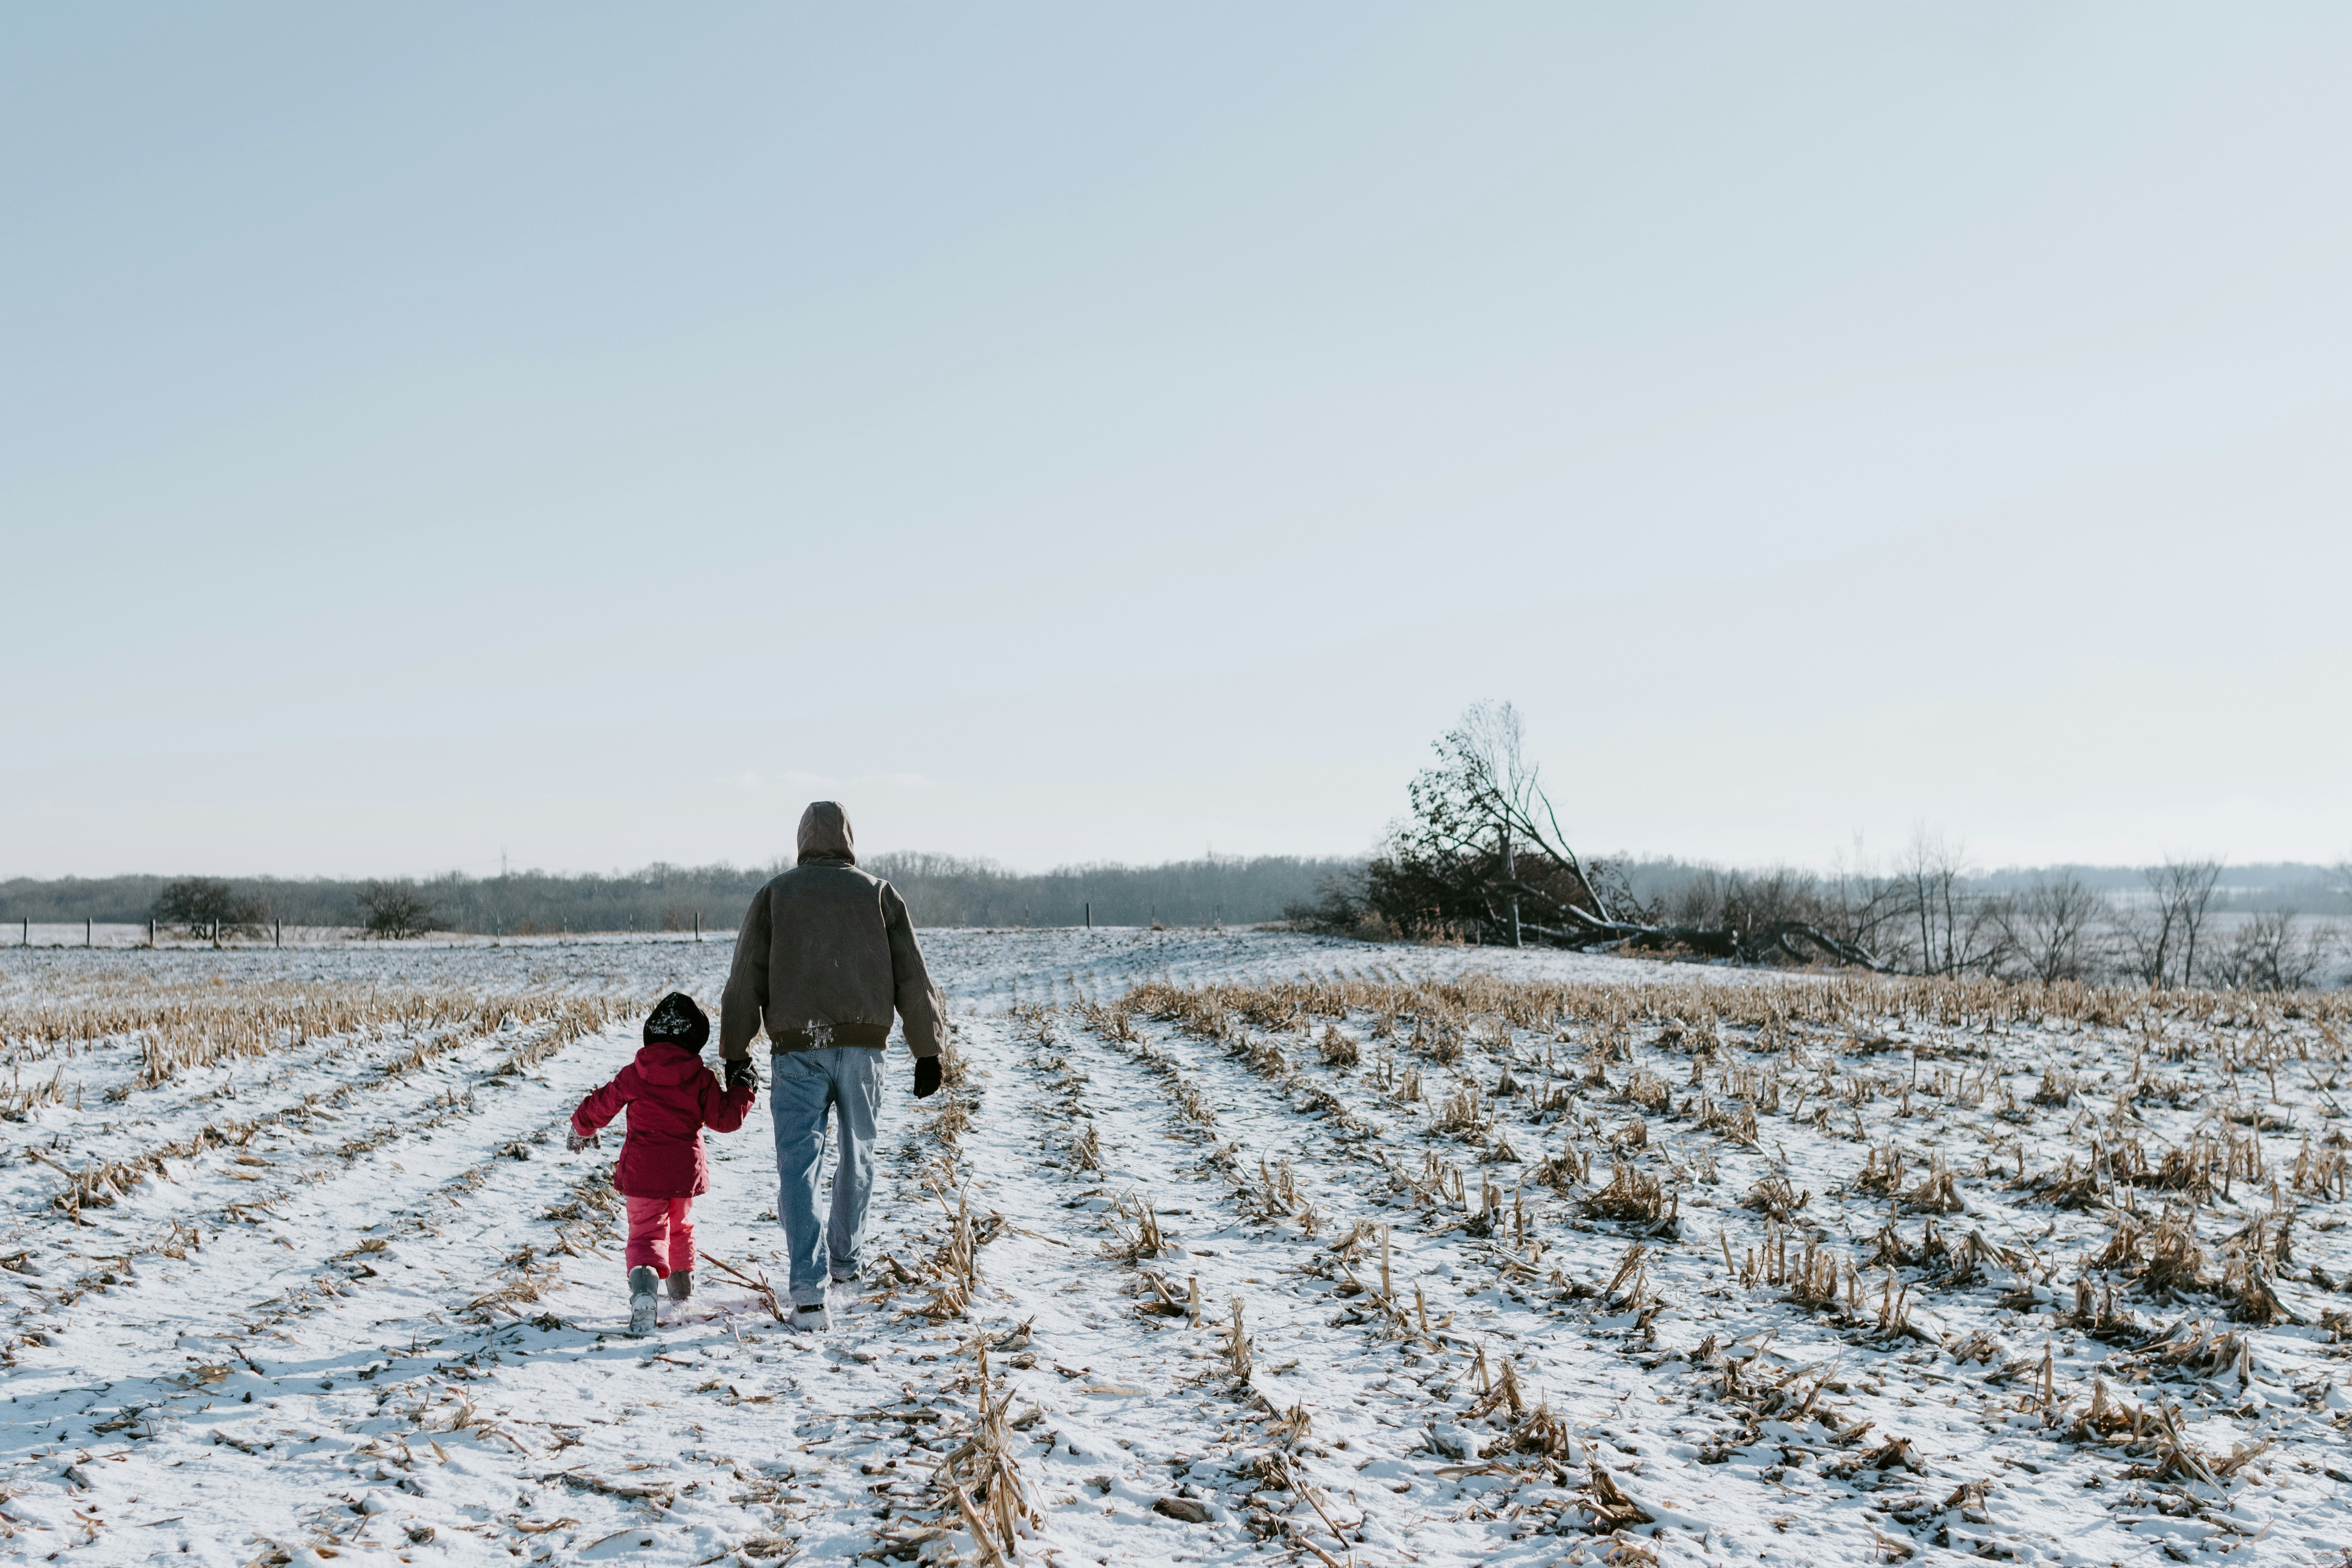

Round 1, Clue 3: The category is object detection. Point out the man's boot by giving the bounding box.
[627,1266,660,1336]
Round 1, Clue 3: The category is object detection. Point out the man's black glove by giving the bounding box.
[913,1056,942,1098]
[724,1059,757,1094]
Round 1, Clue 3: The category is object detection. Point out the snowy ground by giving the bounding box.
[4,930,2351,1566]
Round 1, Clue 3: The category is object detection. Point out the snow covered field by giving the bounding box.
[4,929,2352,1566]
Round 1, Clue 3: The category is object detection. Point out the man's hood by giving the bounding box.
[634,1041,705,1085]
[797,801,856,864]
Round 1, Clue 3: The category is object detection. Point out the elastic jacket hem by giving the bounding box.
[769,1023,891,1052]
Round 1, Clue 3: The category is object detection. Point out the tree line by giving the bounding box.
[0,855,1359,939]
[6,715,2343,985]
[1289,702,2352,991]
[1598,848,2347,989]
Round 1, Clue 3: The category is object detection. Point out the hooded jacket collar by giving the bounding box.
[796,800,856,864]
[633,1040,705,1085]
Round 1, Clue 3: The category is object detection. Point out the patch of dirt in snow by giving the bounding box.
[4,934,2351,1567]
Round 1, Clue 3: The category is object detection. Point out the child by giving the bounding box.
[568,992,757,1335]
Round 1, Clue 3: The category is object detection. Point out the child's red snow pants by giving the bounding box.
[625,1195,695,1276]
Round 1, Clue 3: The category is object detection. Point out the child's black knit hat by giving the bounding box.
[644,992,710,1053]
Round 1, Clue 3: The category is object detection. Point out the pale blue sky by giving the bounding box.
[5,5,2348,879]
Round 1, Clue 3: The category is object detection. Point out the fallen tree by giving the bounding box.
[1296,702,1889,971]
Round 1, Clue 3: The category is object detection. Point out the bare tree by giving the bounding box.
[1819,847,1914,962]
[2167,859,2224,985]
[1902,829,1953,975]
[1359,701,1617,944]
[1321,703,1886,968]
[356,880,446,940]
[1996,871,2107,983]
[153,877,267,939]
[1898,830,1963,974]
[2112,858,2224,988]
[2204,910,2336,992]
[1890,828,2011,976]
[1440,700,1620,925]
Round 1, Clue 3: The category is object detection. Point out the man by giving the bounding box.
[721,801,946,1331]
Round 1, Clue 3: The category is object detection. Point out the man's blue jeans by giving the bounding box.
[769,1047,883,1307]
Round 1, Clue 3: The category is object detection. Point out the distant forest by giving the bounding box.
[0,855,1362,934]
[6,856,2348,942]
[1611,860,2352,917]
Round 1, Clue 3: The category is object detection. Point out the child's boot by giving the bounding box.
[627,1266,660,1336]
[667,1270,693,1304]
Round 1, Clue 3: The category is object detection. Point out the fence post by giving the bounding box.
[694,911,701,942]
[1085,901,1092,930]
[275,920,282,949]
[85,917,92,948]
[148,919,155,947]
[1501,824,1521,949]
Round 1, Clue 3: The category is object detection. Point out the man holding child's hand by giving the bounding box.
[721,800,947,1333]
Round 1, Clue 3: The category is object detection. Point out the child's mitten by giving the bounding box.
[566,1129,600,1153]
[725,1059,757,1093]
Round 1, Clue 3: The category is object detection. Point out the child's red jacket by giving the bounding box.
[571,1042,755,1199]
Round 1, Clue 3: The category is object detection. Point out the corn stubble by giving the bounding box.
[1093,971,2352,1548]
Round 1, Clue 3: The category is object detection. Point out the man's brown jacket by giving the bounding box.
[719,801,945,1062]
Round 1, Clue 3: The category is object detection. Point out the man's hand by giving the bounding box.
[565,1129,599,1154]
[913,1057,942,1099]
[725,1059,757,1094]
